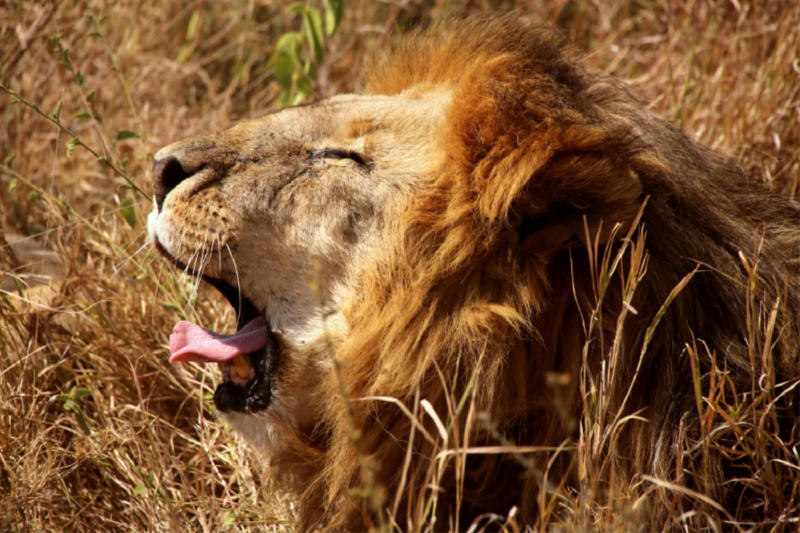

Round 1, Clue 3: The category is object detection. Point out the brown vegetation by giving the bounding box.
[1,1,799,532]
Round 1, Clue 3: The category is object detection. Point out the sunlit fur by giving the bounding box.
[157,16,799,531]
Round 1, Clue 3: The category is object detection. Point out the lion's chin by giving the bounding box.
[217,409,283,451]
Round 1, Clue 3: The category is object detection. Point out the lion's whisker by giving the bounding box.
[225,242,242,319]
[188,233,211,309]
[216,234,223,271]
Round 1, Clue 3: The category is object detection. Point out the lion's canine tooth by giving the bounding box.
[232,354,252,380]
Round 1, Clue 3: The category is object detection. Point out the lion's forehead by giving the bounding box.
[218,91,452,154]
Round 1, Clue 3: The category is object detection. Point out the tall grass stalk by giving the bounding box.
[1,1,797,531]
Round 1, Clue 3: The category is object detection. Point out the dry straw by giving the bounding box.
[1,1,798,531]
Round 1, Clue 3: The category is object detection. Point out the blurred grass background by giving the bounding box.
[1,1,798,531]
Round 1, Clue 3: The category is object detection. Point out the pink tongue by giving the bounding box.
[169,316,268,363]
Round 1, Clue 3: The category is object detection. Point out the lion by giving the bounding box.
[148,17,800,531]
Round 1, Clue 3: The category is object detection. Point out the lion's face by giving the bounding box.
[148,92,450,441]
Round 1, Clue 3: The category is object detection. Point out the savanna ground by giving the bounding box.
[1,1,798,532]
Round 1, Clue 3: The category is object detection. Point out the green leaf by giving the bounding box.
[117,183,132,190]
[87,31,101,38]
[323,0,344,36]
[86,89,97,104]
[115,130,140,142]
[28,190,41,203]
[275,32,301,65]
[12,275,24,297]
[274,34,297,110]
[120,197,137,228]
[48,33,62,47]
[75,410,91,435]
[8,178,18,192]
[176,45,193,65]
[304,7,325,64]
[63,399,78,412]
[223,510,236,527]
[76,70,84,85]
[275,54,294,86]
[66,138,78,157]
[96,156,107,164]
[186,11,200,41]
[296,75,312,97]
[278,87,294,109]
[50,99,63,121]
[133,484,147,496]
[4,153,16,166]
[286,3,306,14]
[120,158,129,171]
[73,109,93,119]
[72,388,92,399]
[304,60,318,80]
[55,394,70,402]
[56,61,70,70]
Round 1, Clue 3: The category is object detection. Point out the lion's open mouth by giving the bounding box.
[154,238,276,413]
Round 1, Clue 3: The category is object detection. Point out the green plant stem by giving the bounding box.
[53,39,121,169]
[0,84,151,200]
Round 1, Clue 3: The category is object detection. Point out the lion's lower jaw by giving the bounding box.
[219,411,283,452]
[218,393,303,453]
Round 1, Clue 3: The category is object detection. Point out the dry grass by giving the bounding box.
[1,1,798,531]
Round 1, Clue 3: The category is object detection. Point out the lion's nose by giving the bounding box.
[153,154,192,212]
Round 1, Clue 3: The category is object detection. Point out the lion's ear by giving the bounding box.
[514,153,644,254]
[515,197,643,253]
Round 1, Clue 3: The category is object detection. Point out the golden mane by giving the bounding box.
[271,17,799,531]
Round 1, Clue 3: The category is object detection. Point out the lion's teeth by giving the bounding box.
[232,354,253,380]
[218,362,232,383]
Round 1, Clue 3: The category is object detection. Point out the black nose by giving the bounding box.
[153,155,191,211]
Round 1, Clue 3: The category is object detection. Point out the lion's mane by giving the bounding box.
[271,17,799,531]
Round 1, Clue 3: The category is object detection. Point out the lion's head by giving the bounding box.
[150,17,799,531]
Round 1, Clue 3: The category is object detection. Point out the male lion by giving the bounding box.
[149,17,799,531]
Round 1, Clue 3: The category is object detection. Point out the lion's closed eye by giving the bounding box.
[313,148,366,166]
